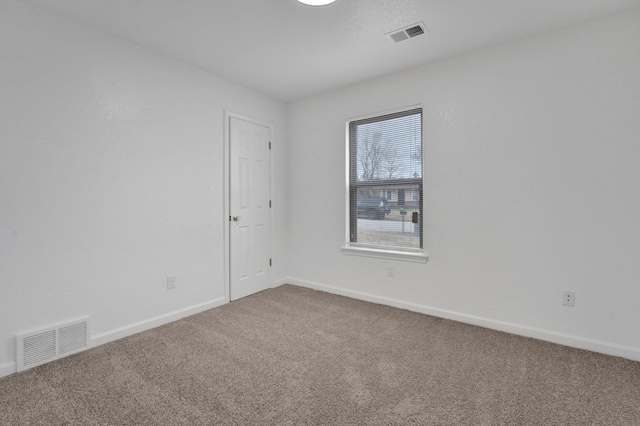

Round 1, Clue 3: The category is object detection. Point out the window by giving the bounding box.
[345,107,425,260]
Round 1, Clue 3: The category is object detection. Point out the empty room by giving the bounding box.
[2,0,640,424]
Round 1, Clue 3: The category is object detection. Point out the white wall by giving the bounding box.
[2,0,639,378]
[286,11,640,360]
[0,0,287,375]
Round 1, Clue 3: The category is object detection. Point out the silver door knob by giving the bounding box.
[233,216,241,222]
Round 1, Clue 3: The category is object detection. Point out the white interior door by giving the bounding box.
[229,116,271,301]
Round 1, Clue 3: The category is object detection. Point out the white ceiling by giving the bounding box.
[20,0,640,101]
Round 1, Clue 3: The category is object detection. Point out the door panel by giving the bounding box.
[229,116,271,301]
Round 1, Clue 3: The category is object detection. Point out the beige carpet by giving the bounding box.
[1,284,639,425]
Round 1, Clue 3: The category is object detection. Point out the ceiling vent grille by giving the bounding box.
[16,317,90,372]
[387,22,428,43]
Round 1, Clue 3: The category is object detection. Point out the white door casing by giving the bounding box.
[227,115,271,301]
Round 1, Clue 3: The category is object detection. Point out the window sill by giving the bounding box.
[341,245,429,263]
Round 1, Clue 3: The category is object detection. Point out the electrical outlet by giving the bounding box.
[167,276,176,290]
[562,291,575,307]
[387,267,395,278]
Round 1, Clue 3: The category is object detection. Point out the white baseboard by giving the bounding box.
[91,297,227,348]
[273,277,290,288]
[285,277,640,362]
[0,298,228,379]
[0,361,16,378]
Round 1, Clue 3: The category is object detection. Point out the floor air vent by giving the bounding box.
[387,22,428,43]
[16,317,90,372]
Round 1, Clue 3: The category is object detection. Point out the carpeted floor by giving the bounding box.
[1,284,639,425]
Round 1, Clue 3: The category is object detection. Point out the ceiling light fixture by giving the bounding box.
[297,0,338,6]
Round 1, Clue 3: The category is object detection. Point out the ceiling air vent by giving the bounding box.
[387,22,428,43]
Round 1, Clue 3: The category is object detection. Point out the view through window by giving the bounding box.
[348,107,423,251]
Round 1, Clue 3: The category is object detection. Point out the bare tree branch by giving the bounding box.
[382,141,400,179]
[358,131,385,181]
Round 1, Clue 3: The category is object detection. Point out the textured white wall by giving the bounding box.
[2,0,639,377]
[0,0,286,374]
[285,11,640,359]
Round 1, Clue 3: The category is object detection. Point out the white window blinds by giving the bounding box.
[348,108,423,251]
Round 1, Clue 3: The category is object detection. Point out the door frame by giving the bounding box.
[223,110,274,302]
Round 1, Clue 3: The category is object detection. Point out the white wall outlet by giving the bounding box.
[167,276,176,290]
[562,291,575,307]
[387,266,395,278]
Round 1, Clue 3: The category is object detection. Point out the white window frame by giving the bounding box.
[342,105,428,263]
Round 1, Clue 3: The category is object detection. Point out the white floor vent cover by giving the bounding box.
[16,317,90,372]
